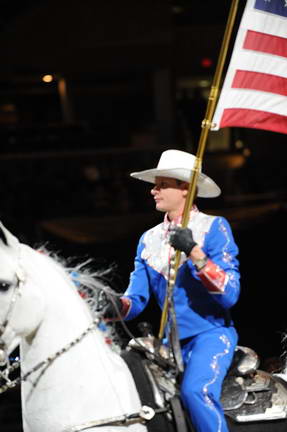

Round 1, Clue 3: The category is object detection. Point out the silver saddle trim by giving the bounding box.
[225,373,287,423]
[128,336,171,361]
[233,345,260,375]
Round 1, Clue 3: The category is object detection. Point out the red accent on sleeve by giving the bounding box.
[120,297,132,318]
[105,297,131,322]
[198,259,227,293]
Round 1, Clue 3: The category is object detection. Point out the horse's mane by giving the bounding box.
[36,246,125,350]
[37,246,122,306]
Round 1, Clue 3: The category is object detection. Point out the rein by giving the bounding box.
[0,316,169,431]
[0,317,100,394]
[0,314,169,431]
[62,406,168,431]
[0,257,171,429]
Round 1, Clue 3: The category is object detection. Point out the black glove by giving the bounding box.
[169,227,197,256]
[102,296,123,319]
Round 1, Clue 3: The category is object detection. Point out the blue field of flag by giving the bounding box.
[254,0,287,17]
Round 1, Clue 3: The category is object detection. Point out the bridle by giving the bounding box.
[0,258,101,395]
[0,263,26,394]
[0,287,165,431]
[0,267,26,366]
[0,256,169,430]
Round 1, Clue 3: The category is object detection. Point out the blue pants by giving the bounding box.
[180,326,238,432]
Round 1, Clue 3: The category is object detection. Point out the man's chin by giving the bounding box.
[155,204,166,213]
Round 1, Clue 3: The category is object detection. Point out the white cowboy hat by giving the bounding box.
[130,149,221,198]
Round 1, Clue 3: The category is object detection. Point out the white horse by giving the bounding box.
[0,221,149,432]
[2,220,287,432]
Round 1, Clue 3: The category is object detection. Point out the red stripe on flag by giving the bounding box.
[232,70,287,96]
[243,30,287,58]
[220,108,287,134]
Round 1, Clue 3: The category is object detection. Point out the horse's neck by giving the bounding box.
[20,253,145,432]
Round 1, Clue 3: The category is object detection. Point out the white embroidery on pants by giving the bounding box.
[202,334,231,432]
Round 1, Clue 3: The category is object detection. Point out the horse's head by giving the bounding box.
[0,222,44,364]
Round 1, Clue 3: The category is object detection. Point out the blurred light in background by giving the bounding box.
[42,74,54,83]
[201,57,213,68]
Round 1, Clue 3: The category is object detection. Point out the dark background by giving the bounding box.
[0,1,286,429]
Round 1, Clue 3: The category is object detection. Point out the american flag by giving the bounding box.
[211,0,287,135]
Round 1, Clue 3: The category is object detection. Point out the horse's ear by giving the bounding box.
[0,227,8,246]
[0,221,20,249]
[0,226,8,245]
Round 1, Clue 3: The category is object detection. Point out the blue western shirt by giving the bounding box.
[124,207,240,339]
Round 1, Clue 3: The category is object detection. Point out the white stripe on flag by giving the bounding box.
[216,89,286,116]
[244,8,286,38]
[233,51,287,78]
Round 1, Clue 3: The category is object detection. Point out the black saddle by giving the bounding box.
[121,349,192,432]
[122,337,287,430]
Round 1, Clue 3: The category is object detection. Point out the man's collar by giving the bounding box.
[163,205,198,230]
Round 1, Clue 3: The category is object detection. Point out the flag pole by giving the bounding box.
[158,0,240,353]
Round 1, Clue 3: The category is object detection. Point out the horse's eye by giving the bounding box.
[0,282,10,292]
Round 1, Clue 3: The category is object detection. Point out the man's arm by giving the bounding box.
[169,217,240,308]
[122,236,151,320]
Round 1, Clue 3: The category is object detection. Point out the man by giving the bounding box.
[106,149,240,432]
